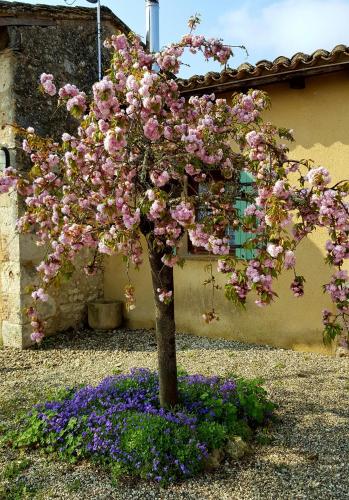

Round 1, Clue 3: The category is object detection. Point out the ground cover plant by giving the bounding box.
[7,368,275,485]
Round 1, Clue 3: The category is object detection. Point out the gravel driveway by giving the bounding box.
[0,328,348,500]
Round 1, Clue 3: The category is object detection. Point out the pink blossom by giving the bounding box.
[290,276,305,297]
[185,163,200,176]
[109,34,128,51]
[143,117,161,141]
[161,254,179,267]
[146,189,155,201]
[306,167,331,188]
[0,167,17,193]
[31,288,49,302]
[244,204,257,216]
[267,243,283,258]
[150,171,170,187]
[66,93,87,115]
[217,259,233,273]
[104,128,126,154]
[149,199,166,220]
[40,73,56,96]
[245,130,264,148]
[170,201,194,227]
[207,236,230,255]
[58,83,79,98]
[98,242,113,255]
[188,225,210,249]
[272,180,289,199]
[22,139,32,154]
[126,75,139,92]
[157,288,173,304]
[98,119,109,133]
[31,331,44,343]
[284,250,296,269]
[122,208,140,229]
[62,133,72,142]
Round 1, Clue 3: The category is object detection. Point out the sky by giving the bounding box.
[13,0,349,77]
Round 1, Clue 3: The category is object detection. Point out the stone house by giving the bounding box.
[0,1,129,347]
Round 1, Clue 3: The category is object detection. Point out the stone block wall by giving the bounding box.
[15,237,103,348]
[0,41,18,346]
[0,191,22,347]
[0,2,129,347]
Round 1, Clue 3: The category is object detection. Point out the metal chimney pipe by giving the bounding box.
[145,0,160,53]
[86,0,102,80]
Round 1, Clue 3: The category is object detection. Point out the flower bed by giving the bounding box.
[10,369,275,484]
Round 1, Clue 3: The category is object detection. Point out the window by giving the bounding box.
[186,170,256,259]
[233,171,256,260]
[0,147,10,172]
[0,27,9,52]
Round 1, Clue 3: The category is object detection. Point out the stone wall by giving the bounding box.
[0,2,129,347]
[0,44,18,347]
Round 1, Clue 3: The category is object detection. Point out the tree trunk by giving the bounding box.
[148,248,178,408]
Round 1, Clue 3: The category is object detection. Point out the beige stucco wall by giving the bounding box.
[104,70,349,354]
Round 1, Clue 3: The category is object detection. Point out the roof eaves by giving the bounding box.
[178,44,349,95]
[0,0,131,34]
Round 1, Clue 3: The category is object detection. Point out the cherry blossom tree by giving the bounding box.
[0,18,348,407]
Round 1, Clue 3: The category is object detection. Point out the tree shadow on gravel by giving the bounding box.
[209,390,349,499]
[261,367,345,382]
[0,366,32,374]
[35,327,279,353]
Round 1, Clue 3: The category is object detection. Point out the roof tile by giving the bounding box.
[178,44,349,93]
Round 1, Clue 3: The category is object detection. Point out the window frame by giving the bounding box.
[181,170,256,259]
[0,146,10,172]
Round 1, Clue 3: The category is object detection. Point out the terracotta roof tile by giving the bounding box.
[178,44,349,94]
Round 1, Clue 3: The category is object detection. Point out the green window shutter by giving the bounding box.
[234,171,256,260]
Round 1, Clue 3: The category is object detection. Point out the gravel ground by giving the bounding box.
[0,328,348,500]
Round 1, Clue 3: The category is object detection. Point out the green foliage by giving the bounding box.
[0,458,36,500]
[66,478,82,493]
[2,459,31,481]
[255,428,275,445]
[274,362,286,369]
[234,377,276,426]
[196,421,227,450]
[323,322,343,345]
[117,411,204,482]
[111,368,123,375]
[176,365,189,377]
[278,127,295,142]
[11,410,48,449]
[0,480,37,500]
[227,420,253,441]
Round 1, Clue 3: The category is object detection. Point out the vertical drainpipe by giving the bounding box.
[96,0,102,80]
[86,0,102,80]
[145,0,160,54]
